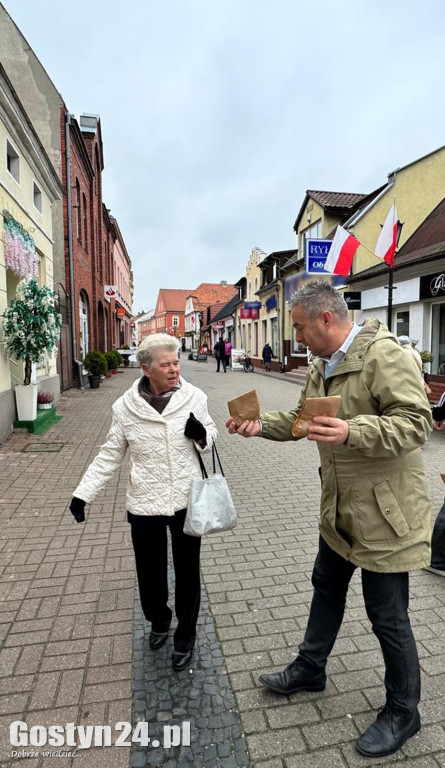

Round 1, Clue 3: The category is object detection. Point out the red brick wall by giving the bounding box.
[61,109,109,358]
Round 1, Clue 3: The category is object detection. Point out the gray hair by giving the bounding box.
[136,333,179,367]
[289,280,349,320]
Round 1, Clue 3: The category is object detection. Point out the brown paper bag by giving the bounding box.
[440,473,445,485]
[227,390,260,428]
[292,395,341,438]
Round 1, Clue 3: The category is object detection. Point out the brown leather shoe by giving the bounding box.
[259,660,326,695]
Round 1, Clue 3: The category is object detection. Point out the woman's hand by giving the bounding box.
[69,497,86,523]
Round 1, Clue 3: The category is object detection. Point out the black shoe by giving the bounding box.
[149,632,169,650]
[356,705,421,757]
[172,650,193,671]
[259,660,326,695]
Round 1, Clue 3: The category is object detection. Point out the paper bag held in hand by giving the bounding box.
[292,396,341,438]
[227,390,260,428]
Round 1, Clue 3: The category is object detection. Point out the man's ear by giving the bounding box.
[321,310,332,328]
[142,363,150,377]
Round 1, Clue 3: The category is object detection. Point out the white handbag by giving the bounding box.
[184,444,238,537]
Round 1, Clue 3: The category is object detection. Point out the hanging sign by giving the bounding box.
[305,239,332,274]
[343,292,361,309]
[104,285,117,303]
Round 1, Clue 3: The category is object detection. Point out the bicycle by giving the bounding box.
[241,351,254,373]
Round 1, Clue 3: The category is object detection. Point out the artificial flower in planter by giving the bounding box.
[37,391,54,410]
[1,277,62,421]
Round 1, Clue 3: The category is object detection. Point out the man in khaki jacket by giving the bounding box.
[226,281,432,758]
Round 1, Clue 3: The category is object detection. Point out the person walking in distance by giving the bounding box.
[224,338,232,370]
[214,337,226,372]
[69,334,218,671]
[262,342,273,372]
[226,281,432,758]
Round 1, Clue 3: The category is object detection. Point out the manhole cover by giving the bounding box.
[22,443,64,452]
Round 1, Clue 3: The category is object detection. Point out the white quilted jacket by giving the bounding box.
[73,377,218,516]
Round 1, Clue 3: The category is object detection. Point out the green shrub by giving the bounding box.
[83,351,107,376]
[105,351,118,371]
[114,351,123,366]
[121,344,130,350]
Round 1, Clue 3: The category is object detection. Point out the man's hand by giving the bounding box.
[225,417,261,437]
[307,416,349,445]
[434,420,445,431]
[69,497,86,523]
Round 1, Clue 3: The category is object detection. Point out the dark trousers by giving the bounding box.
[216,356,226,372]
[128,509,201,653]
[431,499,445,569]
[298,537,420,714]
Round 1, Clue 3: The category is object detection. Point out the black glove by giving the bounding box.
[432,404,445,422]
[69,497,86,523]
[184,412,206,442]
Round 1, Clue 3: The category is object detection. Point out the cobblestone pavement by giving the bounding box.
[0,358,445,768]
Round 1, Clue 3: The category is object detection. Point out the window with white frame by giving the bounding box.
[33,182,42,213]
[6,140,20,183]
[172,316,179,327]
[302,220,322,253]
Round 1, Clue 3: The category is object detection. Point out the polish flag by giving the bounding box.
[323,226,361,276]
[375,203,398,267]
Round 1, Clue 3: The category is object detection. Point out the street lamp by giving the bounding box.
[384,220,404,332]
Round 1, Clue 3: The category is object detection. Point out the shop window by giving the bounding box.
[270,317,279,357]
[432,304,445,374]
[396,310,410,337]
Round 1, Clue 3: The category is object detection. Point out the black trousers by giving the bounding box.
[128,509,201,653]
[298,537,420,714]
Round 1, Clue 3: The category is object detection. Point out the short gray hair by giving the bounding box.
[137,333,179,367]
[289,280,349,320]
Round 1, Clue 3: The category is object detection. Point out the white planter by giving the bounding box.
[15,383,38,421]
[37,403,53,410]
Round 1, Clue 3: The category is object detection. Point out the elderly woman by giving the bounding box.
[69,334,217,671]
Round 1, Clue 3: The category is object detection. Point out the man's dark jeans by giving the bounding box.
[431,499,445,570]
[128,509,201,653]
[298,537,420,714]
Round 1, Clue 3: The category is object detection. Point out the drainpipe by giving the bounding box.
[65,113,84,389]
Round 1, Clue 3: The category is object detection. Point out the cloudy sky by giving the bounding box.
[4,0,445,312]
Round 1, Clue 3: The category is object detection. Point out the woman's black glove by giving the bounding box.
[69,497,86,523]
[184,412,206,442]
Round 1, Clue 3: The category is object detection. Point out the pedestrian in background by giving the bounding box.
[69,334,218,671]
[214,337,226,372]
[226,281,432,759]
[398,335,431,396]
[262,342,273,372]
[424,396,445,576]
[224,338,232,370]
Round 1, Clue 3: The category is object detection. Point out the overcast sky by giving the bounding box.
[4,0,445,312]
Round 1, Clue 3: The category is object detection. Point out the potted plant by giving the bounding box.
[121,344,131,367]
[1,277,61,421]
[105,351,119,374]
[114,350,123,367]
[37,391,54,410]
[83,351,107,388]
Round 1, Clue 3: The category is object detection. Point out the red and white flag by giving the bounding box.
[323,226,361,276]
[375,202,398,267]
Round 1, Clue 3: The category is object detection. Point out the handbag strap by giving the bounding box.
[195,443,225,478]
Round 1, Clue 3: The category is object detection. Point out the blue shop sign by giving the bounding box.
[306,239,332,274]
